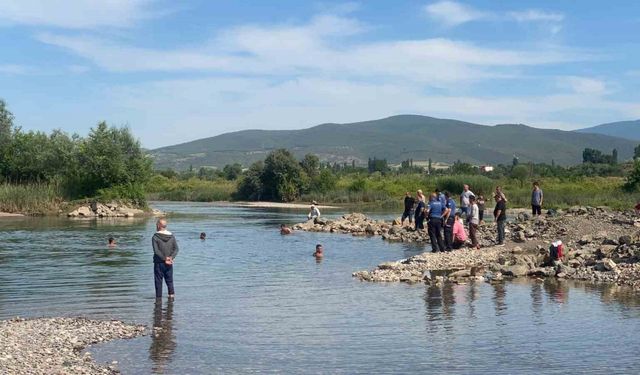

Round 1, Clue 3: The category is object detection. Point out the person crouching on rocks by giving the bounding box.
[468,195,480,250]
[313,244,324,258]
[152,219,179,299]
[308,204,321,221]
[452,212,467,249]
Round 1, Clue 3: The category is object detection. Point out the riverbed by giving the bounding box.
[1,202,640,374]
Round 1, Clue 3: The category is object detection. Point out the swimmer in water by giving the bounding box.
[108,237,116,248]
[280,224,293,235]
[313,244,324,258]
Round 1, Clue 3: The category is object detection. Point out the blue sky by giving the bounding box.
[1,0,639,148]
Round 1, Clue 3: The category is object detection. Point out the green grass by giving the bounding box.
[146,175,236,202]
[0,183,64,215]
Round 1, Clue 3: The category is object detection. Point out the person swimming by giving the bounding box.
[108,237,116,248]
[313,244,324,258]
[200,232,206,240]
[280,224,293,235]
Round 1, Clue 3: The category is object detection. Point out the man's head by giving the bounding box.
[417,189,423,196]
[200,232,206,239]
[469,195,476,203]
[108,237,115,245]
[454,212,461,219]
[463,184,469,191]
[281,224,286,228]
[444,191,451,199]
[435,188,441,194]
[429,192,437,201]
[533,181,539,188]
[495,194,502,202]
[156,218,167,231]
[316,244,323,252]
[405,191,410,197]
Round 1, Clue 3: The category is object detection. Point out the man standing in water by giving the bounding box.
[152,219,179,299]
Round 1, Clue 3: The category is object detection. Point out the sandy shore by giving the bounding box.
[235,201,340,209]
[0,317,146,374]
[0,212,24,217]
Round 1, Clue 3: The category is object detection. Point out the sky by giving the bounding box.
[0,0,639,149]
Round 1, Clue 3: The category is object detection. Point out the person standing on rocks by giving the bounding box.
[414,196,426,231]
[443,191,457,251]
[401,192,415,225]
[494,194,507,246]
[308,204,321,220]
[460,184,474,217]
[427,193,446,252]
[531,182,544,216]
[477,195,486,224]
[152,219,179,299]
[468,195,480,249]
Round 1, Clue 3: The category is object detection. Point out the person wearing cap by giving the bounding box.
[435,188,446,207]
[468,195,480,249]
[308,204,321,220]
[493,193,507,246]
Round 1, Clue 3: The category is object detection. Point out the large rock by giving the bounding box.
[77,206,93,217]
[502,265,529,277]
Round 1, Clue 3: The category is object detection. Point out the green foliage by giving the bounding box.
[450,160,478,175]
[146,175,236,201]
[260,149,307,201]
[634,144,640,160]
[311,169,338,194]
[0,182,62,214]
[300,154,320,179]
[583,148,616,164]
[222,163,242,180]
[367,157,389,174]
[624,160,640,192]
[510,165,529,187]
[434,175,494,197]
[235,161,264,201]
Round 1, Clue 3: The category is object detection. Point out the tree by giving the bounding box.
[0,99,15,178]
[235,161,264,200]
[511,164,529,187]
[261,149,307,201]
[624,160,640,192]
[634,144,640,160]
[300,154,320,179]
[222,163,242,180]
[612,149,618,164]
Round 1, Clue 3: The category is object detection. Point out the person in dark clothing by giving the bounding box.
[152,219,179,299]
[427,193,446,252]
[414,199,426,231]
[443,191,457,251]
[493,194,507,246]
[402,191,416,225]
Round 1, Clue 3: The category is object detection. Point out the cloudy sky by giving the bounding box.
[1,0,639,148]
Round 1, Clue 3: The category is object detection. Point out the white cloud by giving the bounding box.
[423,1,564,30]
[0,64,31,74]
[423,1,488,27]
[559,76,608,95]
[0,0,157,29]
[508,10,564,23]
[36,13,584,87]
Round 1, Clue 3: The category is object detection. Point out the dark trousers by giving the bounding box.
[415,214,424,230]
[469,223,479,247]
[402,209,414,224]
[428,217,445,252]
[479,210,484,222]
[532,205,542,216]
[154,262,175,298]
[497,219,506,244]
[444,217,455,251]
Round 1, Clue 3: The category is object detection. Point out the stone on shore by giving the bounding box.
[0,317,145,374]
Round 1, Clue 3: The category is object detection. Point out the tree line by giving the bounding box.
[0,100,152,203]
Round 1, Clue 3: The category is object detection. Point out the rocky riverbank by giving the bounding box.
[67,202,164,218]
[0,317,145,374]
[294,207,640,289]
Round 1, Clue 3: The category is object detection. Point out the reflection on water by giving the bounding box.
[2,202,640,374]
[150,300,176,374]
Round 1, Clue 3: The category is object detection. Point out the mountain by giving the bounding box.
[149,115,637,170]
[576,120,640,141]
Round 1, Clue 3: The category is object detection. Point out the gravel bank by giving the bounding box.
[295,207,640,289]
[0,317,146,374]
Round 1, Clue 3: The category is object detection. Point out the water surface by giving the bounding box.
[1,202,639,374]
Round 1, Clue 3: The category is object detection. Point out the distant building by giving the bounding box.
[480,165,494,172]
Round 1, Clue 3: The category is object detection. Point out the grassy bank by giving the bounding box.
[144,173,640,211]
[146,175,236,202]
[0,183,64,215]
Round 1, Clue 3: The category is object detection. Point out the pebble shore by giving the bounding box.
[0,317,146,374]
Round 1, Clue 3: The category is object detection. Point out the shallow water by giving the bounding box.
[1,202,640,374]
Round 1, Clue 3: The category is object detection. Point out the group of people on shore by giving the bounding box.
[402,182,544,252]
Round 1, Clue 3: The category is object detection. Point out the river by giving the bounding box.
[1,202,639,374]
